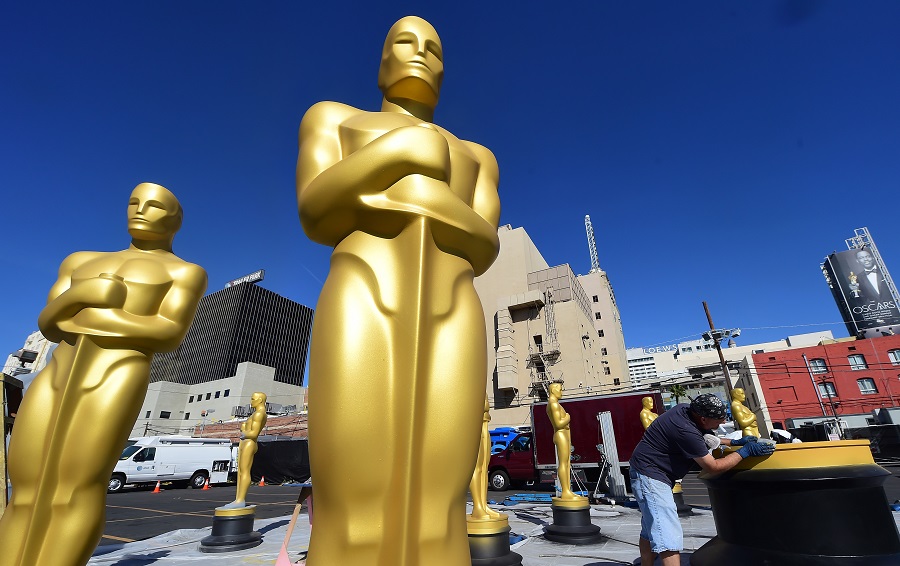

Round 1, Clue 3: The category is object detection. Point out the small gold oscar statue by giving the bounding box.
[731,388,761,438]
[296,15,501,566]
[639,396,658,430]
[225,391,268,508]
[200,392,269,552]
[542,382,602,544]
[0,183,207,566]
[466,397,522,564]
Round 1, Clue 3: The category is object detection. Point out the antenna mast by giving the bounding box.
[585,215,600,273]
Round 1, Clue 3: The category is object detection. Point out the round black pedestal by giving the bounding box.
[468,526,523,566]
[543,505,603,545]
[673,488,693,517]
[691,464,900,565]
[198,512,262,553]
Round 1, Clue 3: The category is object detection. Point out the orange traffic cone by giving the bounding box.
[259,476,266,487]
[202,478,210,490]
[152,481,161,494]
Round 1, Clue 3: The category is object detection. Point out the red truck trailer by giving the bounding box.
[487,390,664,491]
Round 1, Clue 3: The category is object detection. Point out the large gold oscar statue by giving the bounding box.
[224,391,268,509]
[639,396,658,430]
[547,382,585,503]
[731,388,761,438]
[296,16,501,566]
[0,183,207,566]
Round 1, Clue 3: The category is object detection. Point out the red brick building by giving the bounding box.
[749,335,900,428]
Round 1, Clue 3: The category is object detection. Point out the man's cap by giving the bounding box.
[690,394,727,420]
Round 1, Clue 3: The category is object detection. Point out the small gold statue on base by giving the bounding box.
[296,15,501,566]
[639,396,658,430]
[468,397,506,528]
[731,388,761,438]
[0,183,207,566]
[222,391,268,509]
[547,382,586,504]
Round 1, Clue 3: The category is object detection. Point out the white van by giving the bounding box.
[109,436,233,493]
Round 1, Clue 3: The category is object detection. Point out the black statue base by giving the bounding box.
[543,503,603,545]
[468,526,523,566]
[691,464,900,565]
[673,487,693,517]
[199,507,262,553]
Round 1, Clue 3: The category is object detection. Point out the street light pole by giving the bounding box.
[702,301,735,396]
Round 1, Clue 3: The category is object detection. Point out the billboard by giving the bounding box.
[225,269,265,289]
[823,248,900,338]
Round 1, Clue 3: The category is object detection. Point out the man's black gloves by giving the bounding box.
[737,441,775,459]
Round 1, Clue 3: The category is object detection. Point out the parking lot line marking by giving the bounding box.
[101,534,136,542]
[106,504,212,517]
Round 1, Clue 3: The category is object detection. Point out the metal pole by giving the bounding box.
[703,301,734,395]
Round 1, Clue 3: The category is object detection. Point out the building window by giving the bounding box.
[889,349,900,366]
[215,391,221,399]
[818,382,837,398]
[592,295,599,303]
[601,347,608,355]
[206,393,211,400]
[184,412,191,420]
[145,410,151,418]
[848,354,868,370]
[159,411,171,419]
[224,389,230,397]
[809,358,827,374]
[857,378,878,395]
[603,367,611,375]
[595,312,602,320]
[598,329,604,338]
[613,378,620,386]
[188,395,194,403]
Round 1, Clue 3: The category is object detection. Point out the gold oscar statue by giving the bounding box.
[731,388,760,438]
[639,396,658,430]
[223,392,268,509]
[296,16,501,566]
[547,382,585,503]
[0,183,207,566]
[468,397,505,526]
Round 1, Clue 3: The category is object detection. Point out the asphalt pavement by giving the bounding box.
[99,465,900,546]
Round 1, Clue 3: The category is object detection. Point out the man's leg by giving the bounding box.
[659,550,681,565]
[639,536,655,565]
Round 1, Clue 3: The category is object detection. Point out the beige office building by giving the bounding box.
[474,225,630,427]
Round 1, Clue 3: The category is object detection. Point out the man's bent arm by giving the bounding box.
[693,452,743,476]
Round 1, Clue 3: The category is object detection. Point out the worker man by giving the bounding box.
[629,394,775,566]
[0,182,207,566]
[296,15,501,566]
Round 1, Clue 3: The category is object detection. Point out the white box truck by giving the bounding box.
[109,436,234,493]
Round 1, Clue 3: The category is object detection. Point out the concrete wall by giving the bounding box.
[130,361,307,437]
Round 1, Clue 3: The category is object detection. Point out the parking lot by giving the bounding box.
[100,484,306,545]
[99,466,900,546]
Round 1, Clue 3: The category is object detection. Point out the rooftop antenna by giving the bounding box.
[585,215,600,273]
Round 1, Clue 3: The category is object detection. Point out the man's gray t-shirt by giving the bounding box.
[630,404,710,487]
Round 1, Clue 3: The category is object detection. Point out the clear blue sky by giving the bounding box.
[2,1,899,361]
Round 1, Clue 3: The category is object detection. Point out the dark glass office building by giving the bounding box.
[150,282,314,386]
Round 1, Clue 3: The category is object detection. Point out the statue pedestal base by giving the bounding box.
[673,482,693,517]
[692,440,900,565]
[542,497,602,545]
[199,505,262,553]
[467,515,523,566]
